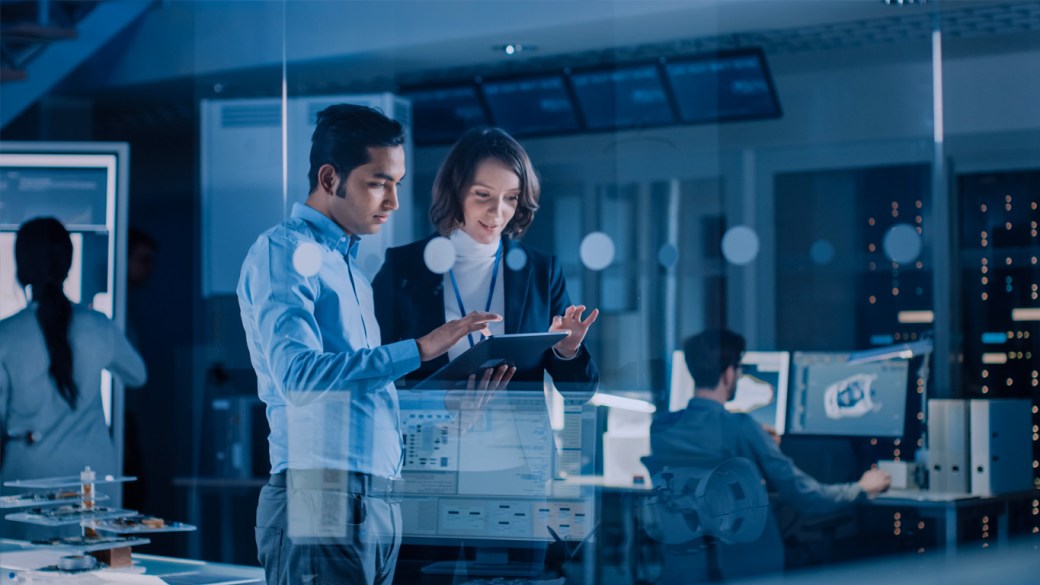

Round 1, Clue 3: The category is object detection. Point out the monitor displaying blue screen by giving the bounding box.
[403,86,489,145]
[481,76,580,137]
[664,50,781,124]
[570,64,675,130]
[787,352,909,437]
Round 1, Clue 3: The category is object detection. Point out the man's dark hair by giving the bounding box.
[307,104,405,193]
[683,329,746,389]
[429,127,540,239]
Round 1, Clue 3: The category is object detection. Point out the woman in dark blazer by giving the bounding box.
[373,127,598,394]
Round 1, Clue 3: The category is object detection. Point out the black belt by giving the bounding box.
[268,470,402,499]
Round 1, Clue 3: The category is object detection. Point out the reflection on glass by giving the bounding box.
[579,231,615,271]
[883,223,923,264]
[423,236,457,274]
[291,242,323,277]
[721,225,760,266]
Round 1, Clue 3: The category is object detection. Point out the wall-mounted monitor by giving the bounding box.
[403,85,490,146]
[787,352,909,438]
[569,64,676,130]
[480,75,580,137]
[0,151,122,319]
[663,49,781,124]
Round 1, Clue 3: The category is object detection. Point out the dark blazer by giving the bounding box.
[372,235,598,394]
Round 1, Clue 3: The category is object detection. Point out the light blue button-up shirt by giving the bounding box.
[238,203,421,477]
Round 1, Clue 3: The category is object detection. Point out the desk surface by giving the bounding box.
[869,490,1031,508]
[874,489,979,502]
[0,539,264,584]
[556,475,654,492]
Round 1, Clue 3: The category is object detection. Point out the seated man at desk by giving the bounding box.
[649,329,891,582]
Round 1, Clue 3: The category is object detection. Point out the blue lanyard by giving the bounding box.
[449,241,503,348]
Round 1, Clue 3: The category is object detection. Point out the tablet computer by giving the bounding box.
[413,331,568,390]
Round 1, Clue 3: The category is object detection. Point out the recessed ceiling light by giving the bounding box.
[494,43,537,55]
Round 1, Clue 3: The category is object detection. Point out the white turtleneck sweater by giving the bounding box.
[444,229,507,360]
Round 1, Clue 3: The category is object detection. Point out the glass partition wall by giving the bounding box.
[3,0,1037,582]
[193,0,1040,574]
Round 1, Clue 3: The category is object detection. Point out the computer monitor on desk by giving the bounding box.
[396,390,597,576]
[669,350,791,434]
[786,352,909,437]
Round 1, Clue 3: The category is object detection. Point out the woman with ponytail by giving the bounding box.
[0,218,146,495]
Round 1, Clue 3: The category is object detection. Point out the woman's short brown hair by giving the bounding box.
[429,127,540,238]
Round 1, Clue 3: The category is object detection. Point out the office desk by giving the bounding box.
[867,490,1031,556]
[0,539,264,584]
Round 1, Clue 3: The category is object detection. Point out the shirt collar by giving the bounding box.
[291,203,359,257]
[688,396,727,411]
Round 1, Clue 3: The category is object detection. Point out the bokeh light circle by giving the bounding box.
[579,232,615,271]
[506,247,528,271]
[883,223,923,264]
[810,239,836,265]
[423,236,457,274]
[658,243,680,269]
[292,242,323,277]
[721,226,760,266]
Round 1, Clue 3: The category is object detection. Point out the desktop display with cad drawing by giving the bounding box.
[787,352,909,437]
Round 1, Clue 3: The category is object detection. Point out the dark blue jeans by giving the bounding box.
[255,482,400,585]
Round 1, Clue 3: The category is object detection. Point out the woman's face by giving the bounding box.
[459,158,520,244]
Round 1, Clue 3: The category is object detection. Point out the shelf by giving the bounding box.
[0,492,109,509]
[3,475,136,489]
[83,516,197,534]
[29,535,151,553]
[6,506,134,527]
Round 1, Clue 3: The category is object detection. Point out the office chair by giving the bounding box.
[638,455,781,583]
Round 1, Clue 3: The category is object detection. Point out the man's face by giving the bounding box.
[328,145,406,236]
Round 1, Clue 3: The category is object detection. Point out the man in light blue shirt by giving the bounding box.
[238,104,501,585]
